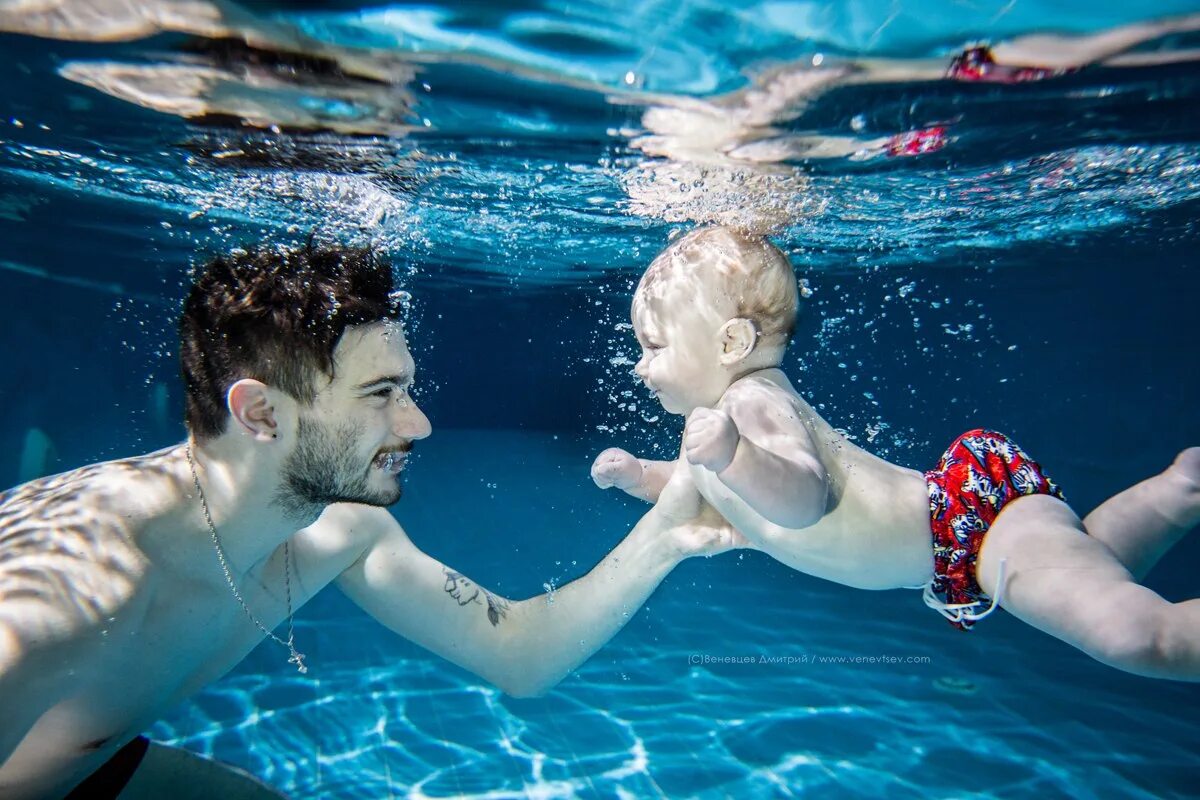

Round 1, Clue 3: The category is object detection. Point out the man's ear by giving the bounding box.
[226,379,278,441]
[717,318,758,365]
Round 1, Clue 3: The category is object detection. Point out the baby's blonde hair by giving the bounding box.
[637,226,800,342]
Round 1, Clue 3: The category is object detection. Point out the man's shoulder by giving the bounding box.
[307,503,407,551]
[1,446,185,522]
[303,505,414,586]
[0,452,178,650]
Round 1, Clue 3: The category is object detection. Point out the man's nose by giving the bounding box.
[394,400,432,440]
[634,355,649,379]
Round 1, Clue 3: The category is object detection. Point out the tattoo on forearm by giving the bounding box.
[484,592,509,626]
[443,569,480,607]
[443,569,509,626]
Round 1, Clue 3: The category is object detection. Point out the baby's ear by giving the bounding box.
[718,318,758,365]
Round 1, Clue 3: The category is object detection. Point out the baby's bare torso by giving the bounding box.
[0,449,364,799]
[690,371,934,590]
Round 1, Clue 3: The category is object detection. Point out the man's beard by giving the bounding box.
[274,416,402,521]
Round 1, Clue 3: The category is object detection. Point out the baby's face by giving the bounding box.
[631,276,734,415]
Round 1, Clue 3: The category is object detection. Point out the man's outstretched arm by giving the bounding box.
[330,490,733,698]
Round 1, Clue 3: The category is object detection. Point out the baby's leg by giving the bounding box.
[976,494,1200,681]
[1104,48,1200,69]
[1081,448,1200,580]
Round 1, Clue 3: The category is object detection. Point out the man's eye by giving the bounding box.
[372,386,413,404]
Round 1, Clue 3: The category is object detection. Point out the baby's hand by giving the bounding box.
[684,408,740,473]
[590,448,645,490]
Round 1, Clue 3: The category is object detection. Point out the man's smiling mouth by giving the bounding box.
[374,451,408,473]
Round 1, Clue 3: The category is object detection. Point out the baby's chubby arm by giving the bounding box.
[685,387,828,529]
[590,448,675,503]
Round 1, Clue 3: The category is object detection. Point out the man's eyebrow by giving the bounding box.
[353,374,412,391]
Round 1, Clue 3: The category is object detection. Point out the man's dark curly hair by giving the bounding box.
[180,241,397,441]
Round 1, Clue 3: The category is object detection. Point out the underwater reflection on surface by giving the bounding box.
[3,0,1200,271]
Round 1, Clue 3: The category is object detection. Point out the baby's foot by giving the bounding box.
[1164,447,1200,529]
[1168,447,1200,492]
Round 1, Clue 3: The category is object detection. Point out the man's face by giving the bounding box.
[631,275,732,416]
[275,321,432,517]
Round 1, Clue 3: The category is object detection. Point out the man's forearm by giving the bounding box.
[715,438,826,529]
[496,510,681,697]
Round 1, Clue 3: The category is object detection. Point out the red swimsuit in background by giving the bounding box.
[947,45,1079,84]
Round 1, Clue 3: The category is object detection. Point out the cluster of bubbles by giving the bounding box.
[619,158,824,237]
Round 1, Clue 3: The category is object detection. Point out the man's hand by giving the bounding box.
[683,408,740,473]
[590,447,645,490]
[652,461,750,558]
[669,516,750,558]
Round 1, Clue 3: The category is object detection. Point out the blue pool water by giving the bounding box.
[144,430,1200,798]
[2,0,1200,797]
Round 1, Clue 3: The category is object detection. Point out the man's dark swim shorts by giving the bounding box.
[65,735,150,799]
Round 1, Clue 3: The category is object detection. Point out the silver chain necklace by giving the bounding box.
[185,442,308,674]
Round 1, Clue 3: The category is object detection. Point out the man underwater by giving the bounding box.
[0,242,737,799]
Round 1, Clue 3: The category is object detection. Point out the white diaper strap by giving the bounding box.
[919,558,1008,624]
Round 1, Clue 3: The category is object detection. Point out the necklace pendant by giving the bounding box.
[288,649,308,674]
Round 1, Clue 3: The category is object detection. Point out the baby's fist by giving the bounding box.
[591,448,644,490]
[684,408,740,473]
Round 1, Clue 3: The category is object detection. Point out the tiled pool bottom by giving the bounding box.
[149,430,1200,798]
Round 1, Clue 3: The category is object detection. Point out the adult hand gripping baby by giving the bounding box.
[594,447,750,558]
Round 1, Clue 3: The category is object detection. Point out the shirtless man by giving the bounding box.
[593,226,1200,680]
[0,242,737,799]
